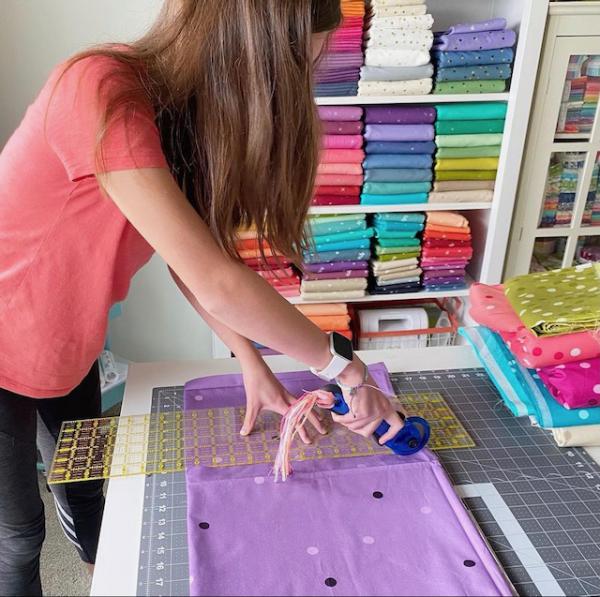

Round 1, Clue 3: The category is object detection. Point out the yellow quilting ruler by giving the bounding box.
[48,392,474,484]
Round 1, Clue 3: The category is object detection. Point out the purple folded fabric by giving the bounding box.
[364,124,435,142]
[423,275,465,285]
[303,269,369,281]
[318,106,363,121]
[434,29,516,52]
[316,70,361,84]
[303,260,369,273]
[447,18,507,34]
[365,106,436,125]
[318,52,365,69]
[322,121,364,135]
[422,268,466,280]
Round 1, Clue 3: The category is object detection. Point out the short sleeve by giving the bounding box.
[45,55,168,181]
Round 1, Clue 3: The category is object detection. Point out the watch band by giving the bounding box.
[310,333,353,381]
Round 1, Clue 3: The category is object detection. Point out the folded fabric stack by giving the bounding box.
[315,0,366,97]
[583,158,600,226]
[557,55,600,135]
[432,18,516,94]
[236,228,300,298]
[361,106,435,206]
[464,263,600,447]
[421,211,472,291]
[360,0,434,96]
[432,102,506,201]
[369,212,424,295]
[301,214,372,301]
[296,303,353,340]
[315,106,364,207]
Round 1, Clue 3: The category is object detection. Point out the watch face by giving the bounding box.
[332,332,353,361]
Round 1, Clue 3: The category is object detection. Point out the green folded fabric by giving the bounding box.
[436,145,502,158]
[362,182,431,195]
[435,80,507,94]
[504,263,600,337]
[435,170,497,181]
[312,227,374,245]
[307,220,366,236]
[435,102,508,121]
[377,238,422,248]
[309,214,367,224]
[435,119,505,135]
[378,252,421,262]
[436,157,499,171]
[376,245,422,256]
[436,133,503,148]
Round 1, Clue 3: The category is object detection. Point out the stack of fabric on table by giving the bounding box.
[432,102,506,202]
[432,18,516,94]
[296,303,353,340]
[236,228,300,298]
[315,106,364,207]
[420,211,472,291]
[369,212,423,295]
[463,262,600,448]
[362,106,435,206]
[359,0,434,96]
[315,0,366,97]
[300,214,373,301]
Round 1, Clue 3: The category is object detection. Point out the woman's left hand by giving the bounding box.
[240,358,327,444]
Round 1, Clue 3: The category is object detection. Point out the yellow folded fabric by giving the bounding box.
[435,158,500,171]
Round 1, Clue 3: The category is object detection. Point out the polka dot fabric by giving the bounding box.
[469,283,600,368]
[504,263,600,336]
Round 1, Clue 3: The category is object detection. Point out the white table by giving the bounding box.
[91,346,600,596]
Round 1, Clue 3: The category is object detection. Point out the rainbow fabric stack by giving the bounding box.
[300,214,372,301]
[431,102,506,202]
[236,229,300,298]
[315,106,364,207]
[359,0,434,97]
[315,0,366,97]
[464,263,600,448]
[296,303,353,341]
[432,18,516,94]
[584,158,600,227]
[539,153,582,228]
[361,105,435,206]
[420,211,472,291]
[369,212,423,295]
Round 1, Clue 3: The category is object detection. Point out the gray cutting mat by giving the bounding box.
[136,369,600,597]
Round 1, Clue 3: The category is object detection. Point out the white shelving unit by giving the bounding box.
[212,0,549,357]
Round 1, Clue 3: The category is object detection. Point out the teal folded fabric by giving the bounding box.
[364,169,433,183]
[303,249,371,264]
[363,154,433,170]
[436,102,508,121]
[375,230,419,239]
[374,213,425,224]
[361,193,429,205]
[311,238,372,252]
[376,221,423,232]
[362,182,431,195]
[311,227,374,245]
[435,120,505,135]
[377,238,421,248]
[306,219,366,236]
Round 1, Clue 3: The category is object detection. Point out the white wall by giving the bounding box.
[1,0,215,362]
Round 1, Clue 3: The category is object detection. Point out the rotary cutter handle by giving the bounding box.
[321,384,430,456]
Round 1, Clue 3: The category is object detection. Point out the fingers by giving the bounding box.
[306,411,328,436]
[377,412,405,445]
[240,403,260,437]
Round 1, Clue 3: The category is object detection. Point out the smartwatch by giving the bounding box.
[310,332,354,381]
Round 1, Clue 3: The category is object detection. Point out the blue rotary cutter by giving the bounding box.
[321,384,430,456]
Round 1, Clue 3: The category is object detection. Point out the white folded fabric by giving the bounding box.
[365,48,431,67]
[372,264,419,276]
[371,0,426,7]
[301,278,368,292]
[371,257,419,272]
[359,78,433,96]
[377,275,421,286]
[300,290,366,301]
[366,27,434,51]
[428,190,494,203]
[377,267,422,281]
[552,426,600,447]
[373,4,427,17]
[369,14,434,30]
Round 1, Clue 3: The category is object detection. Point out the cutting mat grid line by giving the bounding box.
[136,370,600,597]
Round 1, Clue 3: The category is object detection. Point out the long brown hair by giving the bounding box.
[64,0,341,263]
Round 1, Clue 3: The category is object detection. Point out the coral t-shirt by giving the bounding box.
[0,56,168,397]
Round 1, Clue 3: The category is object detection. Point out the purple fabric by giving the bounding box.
[303,260,369,273]
[447,18,507,34]
[365,106,436,125]
[303,269,370,281]
[318,52,364,69]
[364,124,435,142]
[183,366,513,597]
[423,268,466,280]
[434,29,516,52]
[423,275,465,285]
[318,106,363,122]
[316,69,361,84]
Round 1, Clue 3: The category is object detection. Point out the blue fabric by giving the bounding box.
[460,327,600,428]
[361,193,429,205]
[365,169,433,183]
[363,154,433,170]
[365,141,437,155]
[310,227,374,245]
[433,48,515,68]
[303,249,371,264]
[314,82,358,97]
[374,213,425,224]
[362,182,431,195]
[436,64,512,82]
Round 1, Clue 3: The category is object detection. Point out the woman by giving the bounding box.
[0,1,404,594]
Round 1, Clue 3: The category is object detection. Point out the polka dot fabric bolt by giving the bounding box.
[504,263,600,337]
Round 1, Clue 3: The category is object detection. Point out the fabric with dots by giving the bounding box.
[538,358,600,410]
[436,64,512,82]
[366,27,434,51]
[504,263,600,336]
[433,49,515,68]
[433,29,517,53]
[434,80,507,94]
[358,78,433,96]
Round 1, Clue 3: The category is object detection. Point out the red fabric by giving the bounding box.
[311,195,361,206]
[314,185,362,196]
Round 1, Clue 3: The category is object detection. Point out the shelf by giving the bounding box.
[309,202,492,215]
[315,93,510,106]
[287,284,471,305]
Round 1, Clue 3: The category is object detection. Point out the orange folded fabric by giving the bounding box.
[423,232,472,242]
[426,224,472,235]
[297,303,349,316]
[235,238,271,251]
[239,248,276,259]
[315,174,364,186]
[426,211,470,228]
[317,163,364,175]
[309,315,351,331]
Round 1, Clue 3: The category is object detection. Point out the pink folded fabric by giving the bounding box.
[537,358,600,409]
[317,162,363,175]
[321,149,366,163]
[315,173,364,186]
[312,195,361,206]
[421,259,469,267]
[426,211,470,228]
[314,185,361,196]
[469,283,600,369]
[322,135,364,149]
[317,106,363,121]
[322,121,364,135]
[422,247,473,258]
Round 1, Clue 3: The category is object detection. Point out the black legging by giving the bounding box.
[0,363,105,596]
